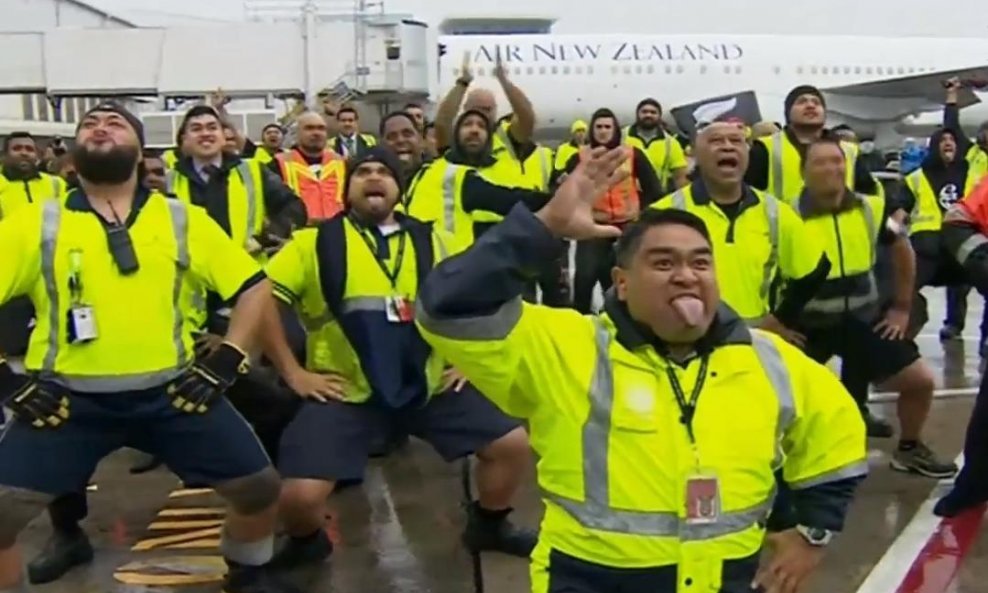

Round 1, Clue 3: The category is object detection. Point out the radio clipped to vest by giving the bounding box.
[66,249,99,345]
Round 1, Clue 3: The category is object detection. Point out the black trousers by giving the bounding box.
[950,370,988,498]
[524,240,570,307]
[573,238,618,314]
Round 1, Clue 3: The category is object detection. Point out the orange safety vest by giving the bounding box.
[591,146,639,223]
[276,149,346,222]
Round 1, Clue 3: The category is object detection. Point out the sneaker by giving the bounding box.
[270,529,333,570]
[890,443,959,479]
[27,528,94,584]
[462,503,538,558]
[864,413,895,439]
[939,325,963,341]
[223,562,303,593]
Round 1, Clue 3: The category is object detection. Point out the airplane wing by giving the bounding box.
[820,65,988,121]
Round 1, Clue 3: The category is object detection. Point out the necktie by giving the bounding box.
[346,137,356,157]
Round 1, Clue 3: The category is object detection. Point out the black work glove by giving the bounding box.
[167,342,250,414]
[0,359,69,429]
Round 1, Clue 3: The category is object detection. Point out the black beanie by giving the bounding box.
[636,98,662,114]
[343,146,405,203]
[78,101,146,146]
[784,85,825,123]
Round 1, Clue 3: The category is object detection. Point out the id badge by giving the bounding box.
[67,305,98,344]
[684,471,721,525]
[386,296,414,323]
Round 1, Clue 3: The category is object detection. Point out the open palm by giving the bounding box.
[535,146,630,240]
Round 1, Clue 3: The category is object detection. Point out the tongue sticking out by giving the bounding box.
[671,296,705,327]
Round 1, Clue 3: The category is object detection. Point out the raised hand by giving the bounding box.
[535,146,629,240]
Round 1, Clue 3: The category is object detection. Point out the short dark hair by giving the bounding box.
[142,148,163,160]
[404,102,422,110]
[614,208,712,268]
[179,105,222,138]
[3,131,35,152]
[337,106,358,118]
[802,136,845,167]
[379,111,417,136]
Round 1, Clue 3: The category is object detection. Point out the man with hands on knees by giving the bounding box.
[0,102,299,593]
[260,147,536,570]
[414,145,867,593]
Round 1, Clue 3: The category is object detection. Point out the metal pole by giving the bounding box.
[303,0,319,107]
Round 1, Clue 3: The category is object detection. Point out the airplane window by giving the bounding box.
[843,66,850,74]
[646,65,654,74]
[810,66,818,74]
[821,67,828,74]
[665,65,672,74]
[611,66,618,74]
[700,65,707,74]
[477,67,486,76]
[539,66,546,74]
[587,66,594,75]
[635,66,642,74]
[876,67,883,74]
[676,65,684,74]
[624,66,632,74]
[734,65,741,74]
[526,67,534,75]
[773,66,781,75]
[514,67,522,76]
[896,66,903,74]
[724,65,731,74]
[855,66,861,74]
[562,66,570,75]
[866,67,873,74]
[796,66,803,74]
[574,66,582,74]
[551,66,558,74]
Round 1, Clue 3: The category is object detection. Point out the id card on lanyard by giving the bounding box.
[666,357,720,525]
[354,219,414,324]
[66,249,99,344]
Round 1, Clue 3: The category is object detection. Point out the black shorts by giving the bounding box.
[277,385,520,481]
[800,316,920,385]
[0,387,271,496]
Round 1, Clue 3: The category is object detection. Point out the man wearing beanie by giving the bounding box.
[262,146,538,568]
[746,84,882,205]
[0,102,301,593]
[624,97,689,192]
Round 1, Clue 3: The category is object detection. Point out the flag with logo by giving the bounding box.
[670,91,762,136]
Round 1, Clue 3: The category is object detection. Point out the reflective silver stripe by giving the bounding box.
[165,200,191,367]
[415,296,523,341]
[789,459,869,490]
[760,196,780,303]
[670,189,687,210]
[340,296,389,314]
[165,169,178,195]
[743,316,765,327]
[237,161,258,250]
[54,369,184,393]
[803,280,879,314]
[40,200,62,375]
[957,234,988,264]
[545,320,785,539]
[770,132,784,198]
[434,232,449,260]
[49,175,60,199]
[539,147,551,190]
[301,311,334,330]
[662,135,672,181]
[750,331,796,469]
[441,164,459,234]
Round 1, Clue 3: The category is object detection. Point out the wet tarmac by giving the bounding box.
[19,288,988,593]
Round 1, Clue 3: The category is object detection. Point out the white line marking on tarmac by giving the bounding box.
[853,453,964,593]
[869,387,978,403]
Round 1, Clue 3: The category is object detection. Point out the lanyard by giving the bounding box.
[665,356,710,446]
[67,249,84,304]
[352,217,407,289]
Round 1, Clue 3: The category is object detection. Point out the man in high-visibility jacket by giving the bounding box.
[269,111,346,224]
[794,137,957,478]
[252,123,286,165]
[623,98,689,192]
[936,176,988,516]
[746,85,883,205]
[415,145,867,593]
[0,132,66,219]
[651,121,830,343]
[561,108,662,314]
[554,120,587,173]
[259,147,537,567]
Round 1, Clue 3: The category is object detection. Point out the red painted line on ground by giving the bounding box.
[895,504,987,593]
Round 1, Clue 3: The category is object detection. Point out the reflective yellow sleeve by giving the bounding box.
[668,139,688,170]
[777,203,826,280]
[778,338,868,489]
[416,302,592,419]
[0,206,42,302]
[186,206,263,301]
[265,229,317,305]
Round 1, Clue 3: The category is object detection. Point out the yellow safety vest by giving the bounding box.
[402,159,476,247]
[164,160,266,253]
[653,184,823,324]
[797,193,883,322]
[904,169,979,234]
[966,145,988,184]
[623,127,682,187]
[554,142,580,172]
[0,173,65,220]
[266,221,456,403]
[3,192,259,392]
[758,132,858,205]
[162,149,179,170]
[519,145,554,191]
[415,303,867,580]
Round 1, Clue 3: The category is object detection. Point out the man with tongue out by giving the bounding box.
[415,145,866,593]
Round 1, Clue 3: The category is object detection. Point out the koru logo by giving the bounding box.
[939,184,960,209]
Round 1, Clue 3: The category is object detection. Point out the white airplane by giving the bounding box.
[435,33,988,145]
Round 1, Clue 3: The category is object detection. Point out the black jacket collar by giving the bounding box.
[688,178,761,209]
[797,187,862,218]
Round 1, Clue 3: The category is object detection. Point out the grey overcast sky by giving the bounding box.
[90,0,988,36]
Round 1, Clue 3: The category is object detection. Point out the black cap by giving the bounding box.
[343,146,405,202]
[784,85,826,123]
[78,101,146,146]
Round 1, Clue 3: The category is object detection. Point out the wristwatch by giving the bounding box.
[795,525,833,547]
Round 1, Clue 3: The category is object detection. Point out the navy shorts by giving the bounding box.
[0,387,271,496]
[278,384,520,481]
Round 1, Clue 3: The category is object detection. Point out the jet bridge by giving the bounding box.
[0,13,430,104]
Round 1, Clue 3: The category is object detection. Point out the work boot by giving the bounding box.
[890,442,958,479]
[27,527,94,584]
[270,529,333,570]
[934,488,988,518]
[223,561,303,593]
[863,411,894,439]
[462,502,537,558]
[940,325,963,341]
